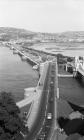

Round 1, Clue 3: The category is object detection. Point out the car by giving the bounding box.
[47,113,52,119]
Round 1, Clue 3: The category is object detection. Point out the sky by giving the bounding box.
[0,0,84,33]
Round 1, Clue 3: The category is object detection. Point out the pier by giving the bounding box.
[10,46,38,66]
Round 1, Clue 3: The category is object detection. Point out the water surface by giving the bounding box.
[0,46,38,102]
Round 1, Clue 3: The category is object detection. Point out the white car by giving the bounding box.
[47,113,52,119]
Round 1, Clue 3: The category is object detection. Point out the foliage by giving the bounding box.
[0,91,29,140]
[67,57,74,62]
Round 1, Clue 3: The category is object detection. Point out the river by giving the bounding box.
[0,46,38,102]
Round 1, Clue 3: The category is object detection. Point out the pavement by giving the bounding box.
[16,88,41,108]
[26,88,42,130]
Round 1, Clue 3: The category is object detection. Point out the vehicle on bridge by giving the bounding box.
[47,113,52,120]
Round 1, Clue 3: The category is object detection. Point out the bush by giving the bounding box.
[0,92,29,140]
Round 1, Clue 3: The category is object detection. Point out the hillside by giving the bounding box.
[0,27,84,44]
[0,27,36,41]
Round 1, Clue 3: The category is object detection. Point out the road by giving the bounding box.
[26,61,56,140]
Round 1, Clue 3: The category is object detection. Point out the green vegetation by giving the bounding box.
[57,53,67,64]
[0,91,29,140]
[57,53,74,64]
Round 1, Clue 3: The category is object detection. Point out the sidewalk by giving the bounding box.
[16,87,41,108]
[26,88,42,130]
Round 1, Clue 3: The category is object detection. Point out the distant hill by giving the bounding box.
[0,27,84,43]
[0,27,36,41]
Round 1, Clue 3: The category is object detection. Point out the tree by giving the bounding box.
[0,91,29,140]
